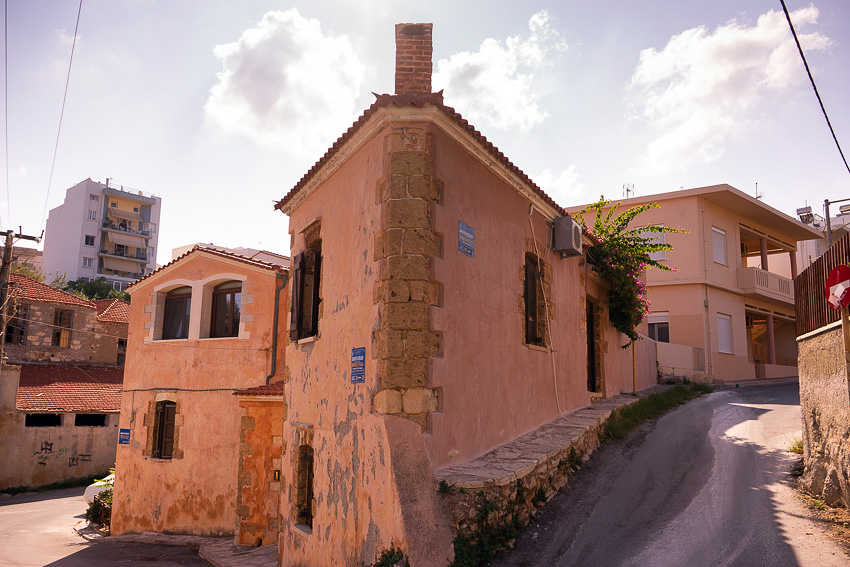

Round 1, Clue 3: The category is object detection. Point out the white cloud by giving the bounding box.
[534,165,587,208]
[627,6,831,175]
[433,10,567,133]
[205,9,366,157]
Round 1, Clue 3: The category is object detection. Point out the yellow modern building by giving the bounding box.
[568,184,823,382]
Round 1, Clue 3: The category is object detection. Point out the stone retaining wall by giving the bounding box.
[797,322,850,508]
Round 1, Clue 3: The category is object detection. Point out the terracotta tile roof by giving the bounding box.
[95,298,130,324]
[16,363,123,413]
[233,381,286,396]
[127,245,288,290]
[274,92,567,215]
[9,273,94,309]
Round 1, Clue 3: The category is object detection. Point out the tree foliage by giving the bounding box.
[576,197,687,346]
[10,261,46,282]
[65,277,131,302]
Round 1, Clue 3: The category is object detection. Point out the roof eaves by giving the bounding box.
[275,92,566,217]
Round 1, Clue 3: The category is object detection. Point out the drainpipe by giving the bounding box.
[266,272,290,385]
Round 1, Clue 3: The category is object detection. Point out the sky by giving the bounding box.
[2,0,849,265]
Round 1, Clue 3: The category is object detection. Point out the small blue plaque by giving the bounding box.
[459,221,474,258]
[118,428,130,445]
[351,347,366,384]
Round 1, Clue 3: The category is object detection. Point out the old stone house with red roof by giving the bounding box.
[0,274,128,490]
[111,245,289,541]
[268,23,655,566]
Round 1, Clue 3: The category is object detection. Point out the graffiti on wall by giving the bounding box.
[33,442,91,467]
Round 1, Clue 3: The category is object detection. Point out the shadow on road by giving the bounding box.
[44,541,209,567]
[492,385,810,567]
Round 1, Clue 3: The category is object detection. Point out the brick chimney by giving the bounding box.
[395,23,433,94]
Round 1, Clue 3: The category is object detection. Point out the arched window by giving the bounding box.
[162,286,191,340]
[210,281,242,338]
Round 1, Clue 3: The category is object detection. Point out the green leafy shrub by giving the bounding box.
[576,198,687,346]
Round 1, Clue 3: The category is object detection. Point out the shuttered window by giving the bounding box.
[712,227,727,266]
[717,313,733,354]
[152,401,176,459]
[52,309,73,347]
[290,243,322,341]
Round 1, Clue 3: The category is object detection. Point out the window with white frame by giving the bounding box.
[717,313,733,354]
[82,257,93,268]
[639,226,666,261]
[88,209,97,221]
[647,312,670,342]
[712,227,727,266]
[89,194,99,203]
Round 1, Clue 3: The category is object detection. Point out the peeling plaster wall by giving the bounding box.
[798,324,850,508]
[111,254,286,536]
[0,364,118,490]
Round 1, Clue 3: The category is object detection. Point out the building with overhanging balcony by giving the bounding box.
[43,178,162,291]
[568,184,823,382]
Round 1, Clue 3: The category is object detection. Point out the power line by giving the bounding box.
[7,309,271,351]
[40,0,83,230]
[780,0,850,176]
[3,0,8,231]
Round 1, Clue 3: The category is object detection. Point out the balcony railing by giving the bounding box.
[737,266,793,305]
[98,248,148,262]
[101,220,150,237]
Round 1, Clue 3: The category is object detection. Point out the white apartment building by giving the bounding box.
[43,178,162,291]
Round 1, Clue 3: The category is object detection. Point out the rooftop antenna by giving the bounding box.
[755,182,763,200]
[623,183,634,198]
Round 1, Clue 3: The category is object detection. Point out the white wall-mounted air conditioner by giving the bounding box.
[552,214,583,257]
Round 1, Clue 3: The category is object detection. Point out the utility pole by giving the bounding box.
[0,228,42,361]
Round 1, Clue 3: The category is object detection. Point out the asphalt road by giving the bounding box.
[0,487,208,567]
[492,383,850,567]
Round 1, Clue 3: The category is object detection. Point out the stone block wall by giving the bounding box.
[797,322,850,508]
[4,301,126,365]
[438,411,608,542]
[372,126,441,430]
[236,398,285,546]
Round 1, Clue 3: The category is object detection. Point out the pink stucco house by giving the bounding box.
[111,246,289,540]
[273,23,655,566]
[569,185,822,382]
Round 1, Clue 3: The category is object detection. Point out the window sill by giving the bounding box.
[526,344,550,353]
[297,336,318,345]
[155,338,189,342]
[292,524,312,537]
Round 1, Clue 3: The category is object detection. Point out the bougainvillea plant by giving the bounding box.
[575,197,687,348]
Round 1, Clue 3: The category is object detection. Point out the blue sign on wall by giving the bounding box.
[118,428,130,445]
[351,347,366,384]
[459,221,474,258]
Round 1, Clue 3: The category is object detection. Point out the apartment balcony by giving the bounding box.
[102,220,150,237]
[737,266,794,305]
[98,248,148,262]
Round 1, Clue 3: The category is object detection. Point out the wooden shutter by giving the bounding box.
[290,252,304,341]
[309,247,322,337]
[153,401,176,459]
[524,256,538,345]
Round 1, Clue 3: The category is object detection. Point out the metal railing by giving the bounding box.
[98,248,147,261]
[101,220,150,237]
